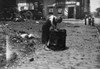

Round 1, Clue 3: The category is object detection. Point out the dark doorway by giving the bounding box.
[68,7,74,18]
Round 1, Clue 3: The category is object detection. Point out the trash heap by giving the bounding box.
[9,31,41,56]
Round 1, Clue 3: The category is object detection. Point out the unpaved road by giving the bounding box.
[0,20,100,69]
[0,20,99,69]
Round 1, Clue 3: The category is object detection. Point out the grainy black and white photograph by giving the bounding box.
[0,0,100,69]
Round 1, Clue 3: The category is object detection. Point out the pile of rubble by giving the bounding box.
[9,31,41,56]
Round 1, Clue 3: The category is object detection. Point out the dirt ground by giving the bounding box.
[0,25,6,68]
[0,20,100,69]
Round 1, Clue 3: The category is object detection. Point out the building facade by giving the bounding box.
[0,0,90,19]
[16,0,43,12]
[43,0,90,19]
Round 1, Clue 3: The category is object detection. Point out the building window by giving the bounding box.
[48,8,53,14]
[58,8,62,14]
[17,3,29,11]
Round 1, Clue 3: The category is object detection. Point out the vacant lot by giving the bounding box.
[0,20,100,69]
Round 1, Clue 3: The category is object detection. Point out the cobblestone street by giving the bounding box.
[1,20,99,69]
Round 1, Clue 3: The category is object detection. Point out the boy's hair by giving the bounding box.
[57,17,62,23]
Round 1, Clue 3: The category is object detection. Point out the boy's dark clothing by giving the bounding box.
[42,19,52,44]
[42,15,62,44]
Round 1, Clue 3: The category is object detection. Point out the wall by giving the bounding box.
[64,0,77,18]
[84,0,90,14]
[43,0,55,17]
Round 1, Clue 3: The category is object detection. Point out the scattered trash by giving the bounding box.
[9,31,41,56]
[36,21,39,24]
[29,58,34,62]
[28,33,34,38]
[5,24,8,26]
[20,34,28,38]
[10,36,23,43]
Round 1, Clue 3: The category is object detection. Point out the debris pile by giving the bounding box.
[9,31,41,55]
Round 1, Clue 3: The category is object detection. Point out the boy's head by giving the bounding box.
[56,16,62,23]
[49,15,62,24]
